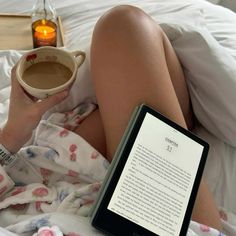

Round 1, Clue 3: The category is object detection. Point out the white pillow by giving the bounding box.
[161,22,236,148]
[202,1,236,59]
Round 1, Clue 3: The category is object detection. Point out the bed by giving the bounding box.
[0,0,236,235]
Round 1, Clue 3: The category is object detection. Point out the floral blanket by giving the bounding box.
[0,102,226,236]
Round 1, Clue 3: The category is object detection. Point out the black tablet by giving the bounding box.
[90,104,209,236]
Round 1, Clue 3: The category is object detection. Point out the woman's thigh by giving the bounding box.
[90,5,192,160]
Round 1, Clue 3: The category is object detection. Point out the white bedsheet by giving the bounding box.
[1,0,236,235]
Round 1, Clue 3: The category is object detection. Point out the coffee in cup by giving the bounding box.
[22,61,72,89]
[16,46,85,99]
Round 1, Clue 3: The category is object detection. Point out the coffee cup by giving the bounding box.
[16,46,85,99]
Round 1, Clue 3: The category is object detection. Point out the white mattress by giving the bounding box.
[1,0,236,235]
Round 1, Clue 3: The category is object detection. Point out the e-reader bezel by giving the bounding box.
[91,104,209,236]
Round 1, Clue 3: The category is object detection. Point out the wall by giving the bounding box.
[207,0,236,11]
[220,0,236,12]
[207,0,221,3]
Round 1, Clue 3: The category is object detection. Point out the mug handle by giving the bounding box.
[70,51,86,68]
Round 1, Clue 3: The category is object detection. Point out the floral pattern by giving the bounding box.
[0,102,226,236]
[66,233,81,236]
[11,186,27,196]
[26,216,50,231]
[11,203,28,211]
[26,148,37,158]
[32,187,49,197]
[0,174,4,182]
[26,53,37,64]
[0,186,7,195]
[59,129,69,138]
[34,226,63,236]
[91,151,99,159]
[35,201,43,211]
[69,144,77,153]
[200,224,210,232]
[67,170,79,178]
[45,55,58,61]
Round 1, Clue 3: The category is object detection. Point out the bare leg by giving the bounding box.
[91,5,191,159]
[74,109,106,156]
[76,5,221,230]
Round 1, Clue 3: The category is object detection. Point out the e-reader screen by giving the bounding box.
[91,104,209,236]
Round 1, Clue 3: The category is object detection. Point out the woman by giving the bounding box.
[0,5,222,231]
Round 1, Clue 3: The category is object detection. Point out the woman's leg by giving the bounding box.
[91,5,191,160]
[88,5,222,230]
[74,109,106,156]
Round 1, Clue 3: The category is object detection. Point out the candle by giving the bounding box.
[32,19,57,48]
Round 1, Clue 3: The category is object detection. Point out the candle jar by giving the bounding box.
[31,0,57,48]
[32,19,57,48]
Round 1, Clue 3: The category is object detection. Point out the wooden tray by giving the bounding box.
[0,14,65,50]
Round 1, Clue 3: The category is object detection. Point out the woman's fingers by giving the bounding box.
[37,90,69,114]
[10,65,26,99]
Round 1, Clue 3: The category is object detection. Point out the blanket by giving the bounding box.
[0,104,225,236]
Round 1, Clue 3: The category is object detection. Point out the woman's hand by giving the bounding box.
[0,66,69,153]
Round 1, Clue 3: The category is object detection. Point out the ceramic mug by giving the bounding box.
[16,46,85,99]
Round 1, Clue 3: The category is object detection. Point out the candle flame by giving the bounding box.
[41,19,46,25]
[43,30,47,36]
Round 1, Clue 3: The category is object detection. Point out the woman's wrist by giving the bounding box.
[0,124,23,154]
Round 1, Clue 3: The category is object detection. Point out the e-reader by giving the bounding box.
[90,103,209,236]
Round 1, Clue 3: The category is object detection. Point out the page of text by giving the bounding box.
[108,113,203,236]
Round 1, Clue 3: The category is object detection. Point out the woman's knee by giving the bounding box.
[92,5,164,47]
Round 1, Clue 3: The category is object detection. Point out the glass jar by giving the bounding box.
[31,0,57,48]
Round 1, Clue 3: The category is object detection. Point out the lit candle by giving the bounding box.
[32,19,57,48]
